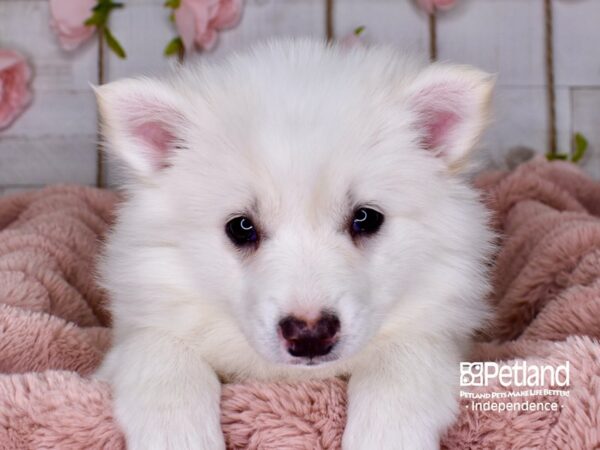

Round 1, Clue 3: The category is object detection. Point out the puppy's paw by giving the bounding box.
[115,398,225,450]
[102,332,226,450]
[118,410,225,450]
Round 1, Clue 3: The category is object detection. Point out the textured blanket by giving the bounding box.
[0,158,599,449]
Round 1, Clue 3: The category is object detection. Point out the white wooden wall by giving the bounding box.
[1,0,600,193]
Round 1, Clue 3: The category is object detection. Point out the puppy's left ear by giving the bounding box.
[405,64,495,171]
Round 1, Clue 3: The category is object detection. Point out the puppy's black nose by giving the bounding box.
[279,313,340,358]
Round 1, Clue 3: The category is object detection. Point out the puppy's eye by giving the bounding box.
[351,208,384,237]
[226,217,258,247]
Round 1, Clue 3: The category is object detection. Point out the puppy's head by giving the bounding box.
[97,41,494,367]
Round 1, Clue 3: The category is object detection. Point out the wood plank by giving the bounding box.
[555,85,572,157]
[437,0,545,87]
[0,0,98,91]
[571,88,600,178]
[0,0,597,186]
[0,0,98,186]
[554,0,600,87]
[105,0,327,80]
[0,135,97,185]
[193,0,327,62]
[103,2,174,81]
[477,86,570,168]
[1,90,96,139]
[334,0,428,55]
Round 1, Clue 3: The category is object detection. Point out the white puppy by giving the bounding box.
[95,39,494,450]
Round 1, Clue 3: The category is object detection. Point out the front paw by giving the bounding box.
[116,405,225,450]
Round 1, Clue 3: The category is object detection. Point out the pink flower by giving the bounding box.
[175,0,243,52]
[417,0,457,13]
[49,0,97,51]
[0,50,33,130]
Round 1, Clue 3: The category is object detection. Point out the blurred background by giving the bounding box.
[0,0,599,192]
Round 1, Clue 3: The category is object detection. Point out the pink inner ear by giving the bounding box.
[421,110,460,151]
[133,121,177,170]
[411,83,465,155]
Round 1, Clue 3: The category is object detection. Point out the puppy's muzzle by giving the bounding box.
[278,313,340,358]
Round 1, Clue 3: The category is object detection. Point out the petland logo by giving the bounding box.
[460,361,570,388]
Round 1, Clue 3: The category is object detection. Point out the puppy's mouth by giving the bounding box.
[289,355,340,367]
[282,344,342,367]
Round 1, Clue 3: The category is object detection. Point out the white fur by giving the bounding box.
[95,39,495,450]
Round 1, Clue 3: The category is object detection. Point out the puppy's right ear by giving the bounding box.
[94,78,189,178]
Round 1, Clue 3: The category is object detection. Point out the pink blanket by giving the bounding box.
[1,159,599,449]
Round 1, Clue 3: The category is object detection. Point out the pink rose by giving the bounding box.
[175,0,243,52]
[417,0,457,13]
[0,50,33,130]
[49,0,97,51]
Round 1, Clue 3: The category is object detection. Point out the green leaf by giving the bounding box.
[86,4,110,27]
[104,27,127,59]
[354,26,366,36]
[164,37,183,56]
[546,152,568,161]
[84,12,103,26]
[571,132,588,163]
[93,2,109,15]
[90,0,124,23]
[164,0,181,8]
[85,0,125,34]
[97,0,122,8]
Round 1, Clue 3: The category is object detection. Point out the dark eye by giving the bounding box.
[351,207,384,237]
[226,216,258,247]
